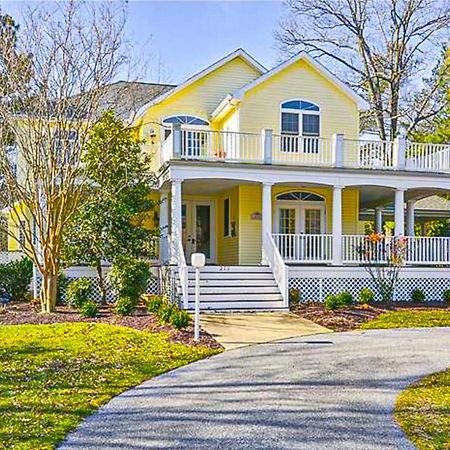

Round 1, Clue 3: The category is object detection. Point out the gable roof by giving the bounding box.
[134,48,267,120]
[233,52,369,110]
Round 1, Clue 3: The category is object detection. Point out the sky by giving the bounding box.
[2,0,286,85]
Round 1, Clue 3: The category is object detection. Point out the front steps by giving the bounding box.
[182,266,286,312]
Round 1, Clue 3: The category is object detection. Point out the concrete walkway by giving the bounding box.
[60,327,450,450]
[200,312,330,350]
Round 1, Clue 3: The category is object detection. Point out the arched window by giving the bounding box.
[163,115,209,126]
[276,191,324,202]
[280,100,320,153]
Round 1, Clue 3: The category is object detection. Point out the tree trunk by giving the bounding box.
[96,260,107,304]
[41,271,58,313]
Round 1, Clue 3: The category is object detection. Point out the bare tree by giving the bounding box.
[0,1,129,312]
[277,0,450,140]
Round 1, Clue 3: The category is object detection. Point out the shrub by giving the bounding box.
[443,290,450,304]
[66,278,93,309]
[358,287,375,304]
[144,294,167,314]
[114,296,136,316]
[289,288,301,309]
[411,288,425,303]
[0,257,33,302]
[324,291,353,310]
[158,303,178,324]
[108,257,150,303]
[79,300,98,318]
[170,309,191,329]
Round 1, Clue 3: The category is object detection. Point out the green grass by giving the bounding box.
[0,323,220,450]
[395,369,450,450]
[360,309,450,330]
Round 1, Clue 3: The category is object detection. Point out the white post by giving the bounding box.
[159,189,169,263]
[394,136,406,170]
[375,207,383,233]
[332,185,343,265]
[261,128,273,164]
[394,188,405,236]
[172,123,182,159]
[261,182,273,263]
[191,253,205,341]
[406,200,415,236]
[332,133,345,168]
[170,179,183,264]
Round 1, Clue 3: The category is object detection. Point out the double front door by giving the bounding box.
[182,201,215,263]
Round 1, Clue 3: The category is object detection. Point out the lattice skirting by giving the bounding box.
[289,276,450,302]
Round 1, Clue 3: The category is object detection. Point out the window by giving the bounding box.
[223,198,230,236]
[280,100,320,153]
[163,115,209,126]
[276,191,324,202]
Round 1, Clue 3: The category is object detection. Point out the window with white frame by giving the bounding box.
[280,100,320,153]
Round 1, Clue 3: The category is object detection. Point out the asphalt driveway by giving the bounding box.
[60,328,450,450]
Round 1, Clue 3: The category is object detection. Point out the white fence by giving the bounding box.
[272,234,333,263]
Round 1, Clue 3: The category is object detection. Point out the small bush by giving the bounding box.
[144,294,166,314]
[66,278,93,309]
[158,303,178,324]
[108,257,150,303]
[358,287,374,304]
[411,288,425,303]
[170,309,191,329]
[79,300,98,318]
[443,290,450,304]
[114,296,136,316]
[0,257,33,302]
[324,291,353,310]
[289,288,301,309]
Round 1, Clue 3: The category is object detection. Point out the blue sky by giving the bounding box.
[3,1,285,84]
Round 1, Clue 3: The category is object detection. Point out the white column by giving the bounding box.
[332,185,343,265]
[394,188,405,236]
[393,136,406,170]
[406,200,415,236]
[261,182,273,264]
[170,179,183,264]
[332,133,345,168]
[261,128,273,164]
[375,207,383,233]
[159,189,169,263]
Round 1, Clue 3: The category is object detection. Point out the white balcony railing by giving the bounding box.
[273,234,450,266]
[162,124,450,174]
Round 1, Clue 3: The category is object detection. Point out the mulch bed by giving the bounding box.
[0,302,222,350]
[291,302,449,332]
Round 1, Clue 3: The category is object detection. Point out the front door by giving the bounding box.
[182,201,215,263]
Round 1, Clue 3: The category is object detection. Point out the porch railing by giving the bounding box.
[163,124,450,174]
[273,234,450,266]
[264,233,289,307]
[272,234,333,263]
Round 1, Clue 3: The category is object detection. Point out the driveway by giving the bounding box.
[60,328,450,450]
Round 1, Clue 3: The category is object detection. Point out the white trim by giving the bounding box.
[135,49,267,120]
[233,52,369,110]
[279,99,322,138]
[223,197,232,238]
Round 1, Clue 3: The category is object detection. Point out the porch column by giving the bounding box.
[375,207,383,233]
[170,179,183,264]
[261,182,273,264]
[332,185,343,266]
[159,189,169,263]
[406,200,415,236]
[394,188,405,236]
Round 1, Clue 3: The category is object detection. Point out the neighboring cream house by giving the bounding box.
[131,48,450,310]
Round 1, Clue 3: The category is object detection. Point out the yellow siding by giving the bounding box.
[138,56,261,171]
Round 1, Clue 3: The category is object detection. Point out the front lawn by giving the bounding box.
[0,323,220,450]
[395,369,450,450]
[360,309,450,330]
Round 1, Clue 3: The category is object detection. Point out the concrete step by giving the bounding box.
[188,286,280,295]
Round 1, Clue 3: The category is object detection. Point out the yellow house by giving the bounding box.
[130,48,450,310]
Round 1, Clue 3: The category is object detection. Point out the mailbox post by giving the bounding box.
[191,253,205,341]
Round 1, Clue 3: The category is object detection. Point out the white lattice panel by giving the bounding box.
[289,277,450,302]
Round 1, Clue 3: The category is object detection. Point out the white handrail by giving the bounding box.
[265,233,289,307]
[168,234,188,308]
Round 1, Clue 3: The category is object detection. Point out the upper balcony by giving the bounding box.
[160,124,450,175]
